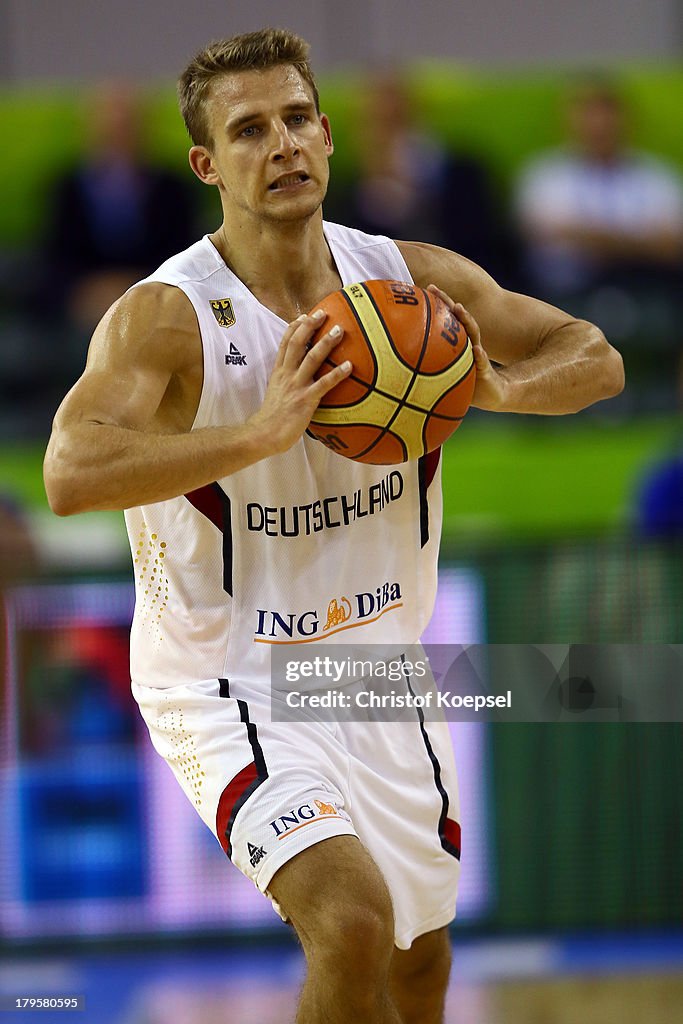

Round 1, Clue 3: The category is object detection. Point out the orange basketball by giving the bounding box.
[306,280,476,464]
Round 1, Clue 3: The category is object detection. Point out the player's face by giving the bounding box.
[194,65,333,224]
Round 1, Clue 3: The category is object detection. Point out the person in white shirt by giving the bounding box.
[515,77,683,298]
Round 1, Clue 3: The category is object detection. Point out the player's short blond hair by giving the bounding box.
[178,28,320,148]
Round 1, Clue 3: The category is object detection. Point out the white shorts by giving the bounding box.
[132,675,461,950]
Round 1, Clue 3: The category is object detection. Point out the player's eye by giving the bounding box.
[289,114,307,125]
[241,125,260,137]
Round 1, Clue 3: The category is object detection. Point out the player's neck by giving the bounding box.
[210,210,341,322]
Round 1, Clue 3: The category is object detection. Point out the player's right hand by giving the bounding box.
[248,310,352,455]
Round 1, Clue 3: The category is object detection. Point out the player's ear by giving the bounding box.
[320,113,334,157]
[189,146,221,187]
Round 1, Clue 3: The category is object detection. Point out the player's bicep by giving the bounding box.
[54,360,171,436]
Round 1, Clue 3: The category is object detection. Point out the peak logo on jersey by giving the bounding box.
[254,581,403,643]
[270,798,350,838]
[323,596,351,631]
[247,841,266,867]
[226,342,247,366]
[209,297,236,328]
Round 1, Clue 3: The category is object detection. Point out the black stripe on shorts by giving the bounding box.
[403,658,461,860]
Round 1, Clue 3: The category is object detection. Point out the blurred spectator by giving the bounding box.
[336,69,506,278]
[514,76,683,300]
[44,82,197,333]
[0,493,40,718]
[0,493,39,591]
[633,368,683,540]
[635,453,683,539]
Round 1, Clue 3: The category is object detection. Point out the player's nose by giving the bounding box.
[270,119,299,160]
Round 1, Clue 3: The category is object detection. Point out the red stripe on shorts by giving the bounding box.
[216,761,258,856]
[442,817,461,859]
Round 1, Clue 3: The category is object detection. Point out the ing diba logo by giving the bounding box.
[254,580,403,643]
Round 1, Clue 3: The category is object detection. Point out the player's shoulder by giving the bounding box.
[112,279,196,332]
[142,235,225,287]
[395,240,478,289]
[91,278,199,376]
[324,219,394,252]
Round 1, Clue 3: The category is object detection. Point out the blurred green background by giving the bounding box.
[4,65,683,245]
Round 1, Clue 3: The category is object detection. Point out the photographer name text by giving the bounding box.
[284,689,512,711]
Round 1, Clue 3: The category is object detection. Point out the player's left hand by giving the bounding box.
[427,284,509,412]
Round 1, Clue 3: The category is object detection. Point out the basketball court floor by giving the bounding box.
[3,931,682,1023]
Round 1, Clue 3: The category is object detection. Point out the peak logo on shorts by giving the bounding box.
[270,798,350,838]
[254,581,403,644]
[247,841,266,867]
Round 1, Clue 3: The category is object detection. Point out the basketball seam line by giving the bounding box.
[314,288,381,412]
[339,288,379,390]
[319,326,474,419]
[420,356,476,453]
[352,283,432,461]
[315,380,469,421]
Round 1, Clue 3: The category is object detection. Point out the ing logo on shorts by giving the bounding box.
[269,799,351,838]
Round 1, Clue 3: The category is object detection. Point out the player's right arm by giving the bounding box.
[44,283,349,516]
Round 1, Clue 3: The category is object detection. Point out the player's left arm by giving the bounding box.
[399,240,625,414]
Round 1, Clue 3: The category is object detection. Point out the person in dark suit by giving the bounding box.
[46,83,198,331]
[336,70,507,281]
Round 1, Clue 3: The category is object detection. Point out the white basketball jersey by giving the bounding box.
[124,222,444,699]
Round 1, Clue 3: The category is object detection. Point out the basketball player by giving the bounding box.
[44,29,624,1024]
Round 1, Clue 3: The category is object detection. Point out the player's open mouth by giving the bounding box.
[268,173,310,191]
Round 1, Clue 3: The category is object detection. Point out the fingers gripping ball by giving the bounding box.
[307,280,476,464]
